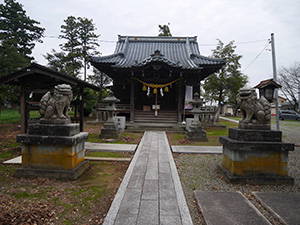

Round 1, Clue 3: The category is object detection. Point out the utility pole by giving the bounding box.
[271,33,280,131]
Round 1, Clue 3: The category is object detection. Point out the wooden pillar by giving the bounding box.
[177,80,183,122]
[79,87,84,132]
[130,79,135,122]
[20,84,27,134]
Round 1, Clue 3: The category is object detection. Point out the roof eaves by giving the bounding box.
[0,63,101,91]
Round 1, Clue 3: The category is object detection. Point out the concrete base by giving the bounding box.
[16,122,89,180]
[15,160,89,180]
[219,128,294,184]
[185,125,208,142]
[99,121,119,139]
[218,165,294,185]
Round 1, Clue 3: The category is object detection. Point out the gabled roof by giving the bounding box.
[90,35,225,70]
[0,63,101,91]
[254,78,282,89]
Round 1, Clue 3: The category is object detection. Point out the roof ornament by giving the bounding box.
[151,49,164,57]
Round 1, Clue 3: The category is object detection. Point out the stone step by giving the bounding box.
[134,110,178,123]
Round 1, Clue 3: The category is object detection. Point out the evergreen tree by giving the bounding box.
[158,23,172,37]
[44,16,99,80]
[0,0,45,60]
[203,40,248,118]
[77,17,99,81]
[0,0,45,108]
[88,68,112,101]
[58,16,82,77]
[44,49,82,76]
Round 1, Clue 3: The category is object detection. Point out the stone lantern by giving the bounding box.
[254,78,282,102]
[99,90,120,139]
[185,92,208,141]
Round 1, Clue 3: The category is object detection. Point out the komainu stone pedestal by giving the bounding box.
[99,121,119,139]
[16,123,89,180]
[218,128,294,184]
[186,124,208,142]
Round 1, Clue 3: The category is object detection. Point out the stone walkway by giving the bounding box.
[103,131,193,225]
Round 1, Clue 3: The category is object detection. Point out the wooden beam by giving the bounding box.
[130,79,135,122]
[79,87,84,132]
[20,84,27,134]
[177,79,183,122]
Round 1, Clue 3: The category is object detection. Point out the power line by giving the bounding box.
[199,39,268,46]
[43,35,268,46]
[242,40,271,72]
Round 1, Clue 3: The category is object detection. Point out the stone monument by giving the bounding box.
[219,86,294,184]
[185,93,208,141]
[99,90,120,139]
[16,84,89,180]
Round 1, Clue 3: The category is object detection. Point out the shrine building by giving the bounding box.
[90,35,225,123]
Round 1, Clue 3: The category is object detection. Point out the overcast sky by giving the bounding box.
[7,0,300,87]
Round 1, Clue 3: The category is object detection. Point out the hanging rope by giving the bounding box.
[131,77,182,94]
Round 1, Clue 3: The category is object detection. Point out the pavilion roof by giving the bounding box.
[90,36,225,71]
[0,63,101,91]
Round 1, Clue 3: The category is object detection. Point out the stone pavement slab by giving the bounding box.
[253,192,300,225]
[3,155,131,164]
[3,156,21,164]
[172,146,222,154]
[85,142,137,152]
[194,191,271,225]
[103,131,193,225]
[219,116,239,123]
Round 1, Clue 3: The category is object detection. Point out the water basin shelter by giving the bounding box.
[90,36,225,123]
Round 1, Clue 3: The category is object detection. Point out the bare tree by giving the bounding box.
[278,61,300,111]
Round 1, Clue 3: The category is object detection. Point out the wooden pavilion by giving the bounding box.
[90,35,225,123]
[0,63,101,133]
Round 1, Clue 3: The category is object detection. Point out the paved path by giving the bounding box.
[85,142,137,152]
[103,131,193,225]
[172,145,222,154]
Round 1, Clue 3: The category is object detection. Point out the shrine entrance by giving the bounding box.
[90,35,225,123]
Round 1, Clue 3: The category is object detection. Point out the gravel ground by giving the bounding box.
[174,147,300,225]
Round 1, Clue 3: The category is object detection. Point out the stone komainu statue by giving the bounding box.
[39,84,73,120]
[237,86,271,129]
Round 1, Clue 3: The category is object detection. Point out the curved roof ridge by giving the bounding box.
[118,35,198,43]
[132,53,182,69]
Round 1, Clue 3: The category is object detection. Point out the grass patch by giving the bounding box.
[0,109,21,124]
[86,133,100,142]
[11,190,46,199]
[87,132,142,144]
[0,109,74,124]
[0,165,15,173]
[86,151,132,158]
[0,150,16,160]
[168,119,238,146]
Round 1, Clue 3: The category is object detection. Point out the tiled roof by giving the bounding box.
[90,36,225,70]
[254,78,282,89]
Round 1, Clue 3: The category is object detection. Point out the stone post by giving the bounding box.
[99,90,120,139]
[185,93,208,141]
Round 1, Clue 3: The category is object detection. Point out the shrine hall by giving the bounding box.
[90,35,225,123]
